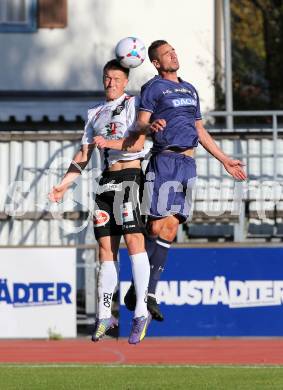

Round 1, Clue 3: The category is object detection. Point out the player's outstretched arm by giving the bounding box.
[93,111,166,152]
[196,120,247,181]
[93,132,146,153]
[92,111,152,152]
[136,111,166,133]
[48,144,94,203]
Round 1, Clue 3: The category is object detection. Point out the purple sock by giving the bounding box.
[145,236,157,258]
[148,237,171,295]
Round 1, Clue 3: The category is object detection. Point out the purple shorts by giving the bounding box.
[142,152,197,222]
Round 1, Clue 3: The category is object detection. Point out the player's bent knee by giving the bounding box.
[147,220,162,237]
[159,217,179,241]
[124,233,145,255]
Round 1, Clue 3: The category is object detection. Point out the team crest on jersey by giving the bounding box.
[93,210,110,227]
[112,104,124,116]
[106,122,117,135]
[112,95,132,116]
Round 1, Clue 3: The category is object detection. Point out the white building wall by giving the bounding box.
[0,0,215,112]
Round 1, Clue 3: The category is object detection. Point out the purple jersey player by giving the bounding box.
[94,40,247,321]
[139,67,202,223]
[126,40,246,321]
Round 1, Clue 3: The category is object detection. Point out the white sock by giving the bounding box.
[130,252,150,318]
[97,260,119,319]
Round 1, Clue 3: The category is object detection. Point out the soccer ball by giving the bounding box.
[115,37,146,69]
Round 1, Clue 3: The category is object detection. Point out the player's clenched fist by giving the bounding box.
[150,119,166,132]
[93,136,108,149]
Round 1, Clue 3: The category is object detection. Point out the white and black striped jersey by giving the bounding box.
[81,93,147,170]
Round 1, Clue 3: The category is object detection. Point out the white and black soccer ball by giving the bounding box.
[115,37,146,69]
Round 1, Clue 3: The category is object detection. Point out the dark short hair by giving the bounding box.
[103,59,129,78]
[148,40,168,62]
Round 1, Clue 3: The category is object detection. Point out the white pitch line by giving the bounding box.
[0,364,283,369]
[229,300,281,308]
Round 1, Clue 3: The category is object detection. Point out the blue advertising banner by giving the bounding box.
[119,247,283,337]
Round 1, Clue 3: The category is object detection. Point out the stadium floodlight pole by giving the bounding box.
[223,0,234,131]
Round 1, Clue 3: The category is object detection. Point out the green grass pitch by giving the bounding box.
[1,364,283,389]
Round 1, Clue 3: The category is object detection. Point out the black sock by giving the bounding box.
[148,237,171,295]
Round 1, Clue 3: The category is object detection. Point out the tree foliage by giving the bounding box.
[231,0,283,110]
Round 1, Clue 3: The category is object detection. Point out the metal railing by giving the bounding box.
[182,110,283,242]
[1,110,283,244]
[206,111,283,181]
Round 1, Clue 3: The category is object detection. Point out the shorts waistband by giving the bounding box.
[162,147,195,158]
[102,168,141,178]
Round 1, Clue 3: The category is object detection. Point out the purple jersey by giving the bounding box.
[140,76,202,152]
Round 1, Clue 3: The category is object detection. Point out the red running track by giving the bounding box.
[0,339,283,365]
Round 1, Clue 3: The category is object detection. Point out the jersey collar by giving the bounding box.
[155,75,184,83]
[105,93,127,105]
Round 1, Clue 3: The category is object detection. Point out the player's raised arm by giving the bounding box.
[137,110,166,133]
[93,110,166,152]
[195,119,247,181]
[93,132,146,153]
[48,144,94,203]
[93,110,151,153]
